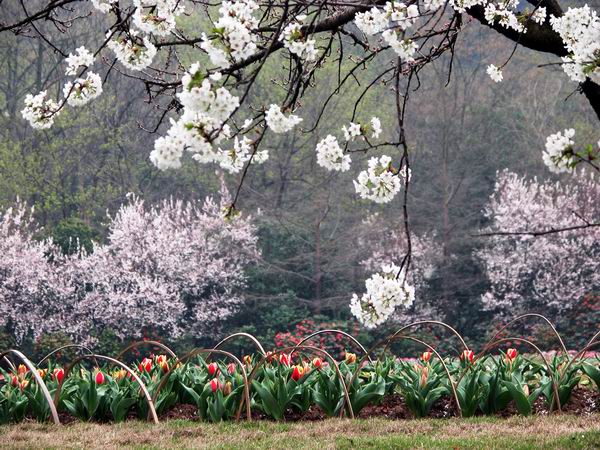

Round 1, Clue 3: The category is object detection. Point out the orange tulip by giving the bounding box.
[291,365,305,382]
[17,364,28,377]
[243,355,252,366]
[344,352,357,364]
[420,366,429,387]
[223,381,233,396]
[37,368,48,379]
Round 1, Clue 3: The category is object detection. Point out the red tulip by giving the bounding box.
[95,370,105,385]
[53,368,65,383]
[312,357,323,370]
[279,353,291,366]
[138,358,152,373]
[155,355,168,366]
[291,365,304,382]
[460,349,474,363]
[208,362,219,376]
[506,348,518,361]
[210,378,222,393]
[10,375,18,387]
[421,351,432,362]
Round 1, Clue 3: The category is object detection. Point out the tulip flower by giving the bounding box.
[208,362,219,376]
[243,355,252,366]
[37,368,48,379]
[17,364,28,377]
[460,349,475,363]
[53,368,65,384]
[265,351,276,363]
[506,348,518,361]
[112,369,127,380]
[420,366,429,387]
[155,355,168,366]
[312,357,323,370]
[223,381,233,396]
[291,365,305,382]
[421,351,432,362]
[10,375,18,388]
[210,378,222,393]
[138,357,153,373]
[19,380,29,391]
[344,352,357,364]
[227,363,236,375]
[279,353,291,366]
[95,370,105,385]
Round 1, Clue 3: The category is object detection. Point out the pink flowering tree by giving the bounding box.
[0,185,259,345]
[477,170,600,317]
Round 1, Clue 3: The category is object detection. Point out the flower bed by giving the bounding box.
[1,317,599,425]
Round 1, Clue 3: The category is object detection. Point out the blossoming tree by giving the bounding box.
[2,0,600,328]
[477,169,600,316]
[0,187,259,345]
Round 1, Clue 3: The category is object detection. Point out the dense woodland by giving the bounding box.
[0,0,598,357]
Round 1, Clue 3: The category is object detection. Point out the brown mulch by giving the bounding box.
[160,403,198,421]
[359,394,411,419]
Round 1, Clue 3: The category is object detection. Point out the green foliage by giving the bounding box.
[50,218,97,255]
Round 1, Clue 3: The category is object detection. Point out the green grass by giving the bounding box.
[0,415,599,449]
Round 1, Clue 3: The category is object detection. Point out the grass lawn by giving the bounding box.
[0,414,598,449]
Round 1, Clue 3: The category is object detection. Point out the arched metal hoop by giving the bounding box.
[291,329,373,363]
[0,349,60,424]
[38,344,96,366]
[54,353,159,423]
[212,332,267,357]
[115,340,178,362]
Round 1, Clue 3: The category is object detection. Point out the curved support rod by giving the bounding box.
[211,332,267,357]
[291,329,373,363]
[54,353,159,423]
[2,355,16,371]
[115,340,178,362]
[0,349,60,425]
[38,344,97,366]
[484,314,569,358]
[562,339,600,379]
[484,337,562,413]
[241,345,354,419]
[152,348,252,422]
[381,320,469,358]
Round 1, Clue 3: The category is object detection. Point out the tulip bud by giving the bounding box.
[421,351,432,362]
[312,357,323,370]
[243,355,252,366]
[291,365,304,382]
[227,363,236,375]
[506,348,518,361]
[523,384,530,396]
[420,366,429,387]
[279,353,291,366]
[207,362,219,376]
[223,381,233,396]
[37,368,48,379]
[113,369,127,380]
[19,380,29,391]
[139,358,152,373]
[460,349,474,363]
[17,364,28,377]
[344,352,357,364]
[155,355,168,366]
[265,351,276,363]
[10,375,18,387]
[95,370,105,385]
[53,368,65,384]
[210,378,222,393]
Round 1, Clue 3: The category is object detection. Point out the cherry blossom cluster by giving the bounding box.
[354,2,420,61]
[63,72,103,107]
[280,15,318,61]
[354,155,409,204]
[107,33,157,71]
[132,0,183,36]
[350,263,415,328]
[477,170,600,315]
[550,5,600,83]
[65,46,95,76]
[20,91,60,129]
[543,128,577,173]
[265,104,303,134]
[0,186,259,345]
[315,135,351,172]
[201,0,259,70]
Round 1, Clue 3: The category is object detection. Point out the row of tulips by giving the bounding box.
[1,347,599,424]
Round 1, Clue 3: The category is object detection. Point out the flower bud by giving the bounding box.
[344,352,357,364]
[460,349,474,363]
[95,370,105,385]
[506,348,518,361]
[421,351,433,362]
[139,358,152,373]
[208,362,219,376]
[243,355,252,366]
[53,368,65,383]
[210,378,222,393]
[279,353,291,366]
[291,365,304,382]
[223,381,233,396]
[227,363,236,375]
[312,357,323,370]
